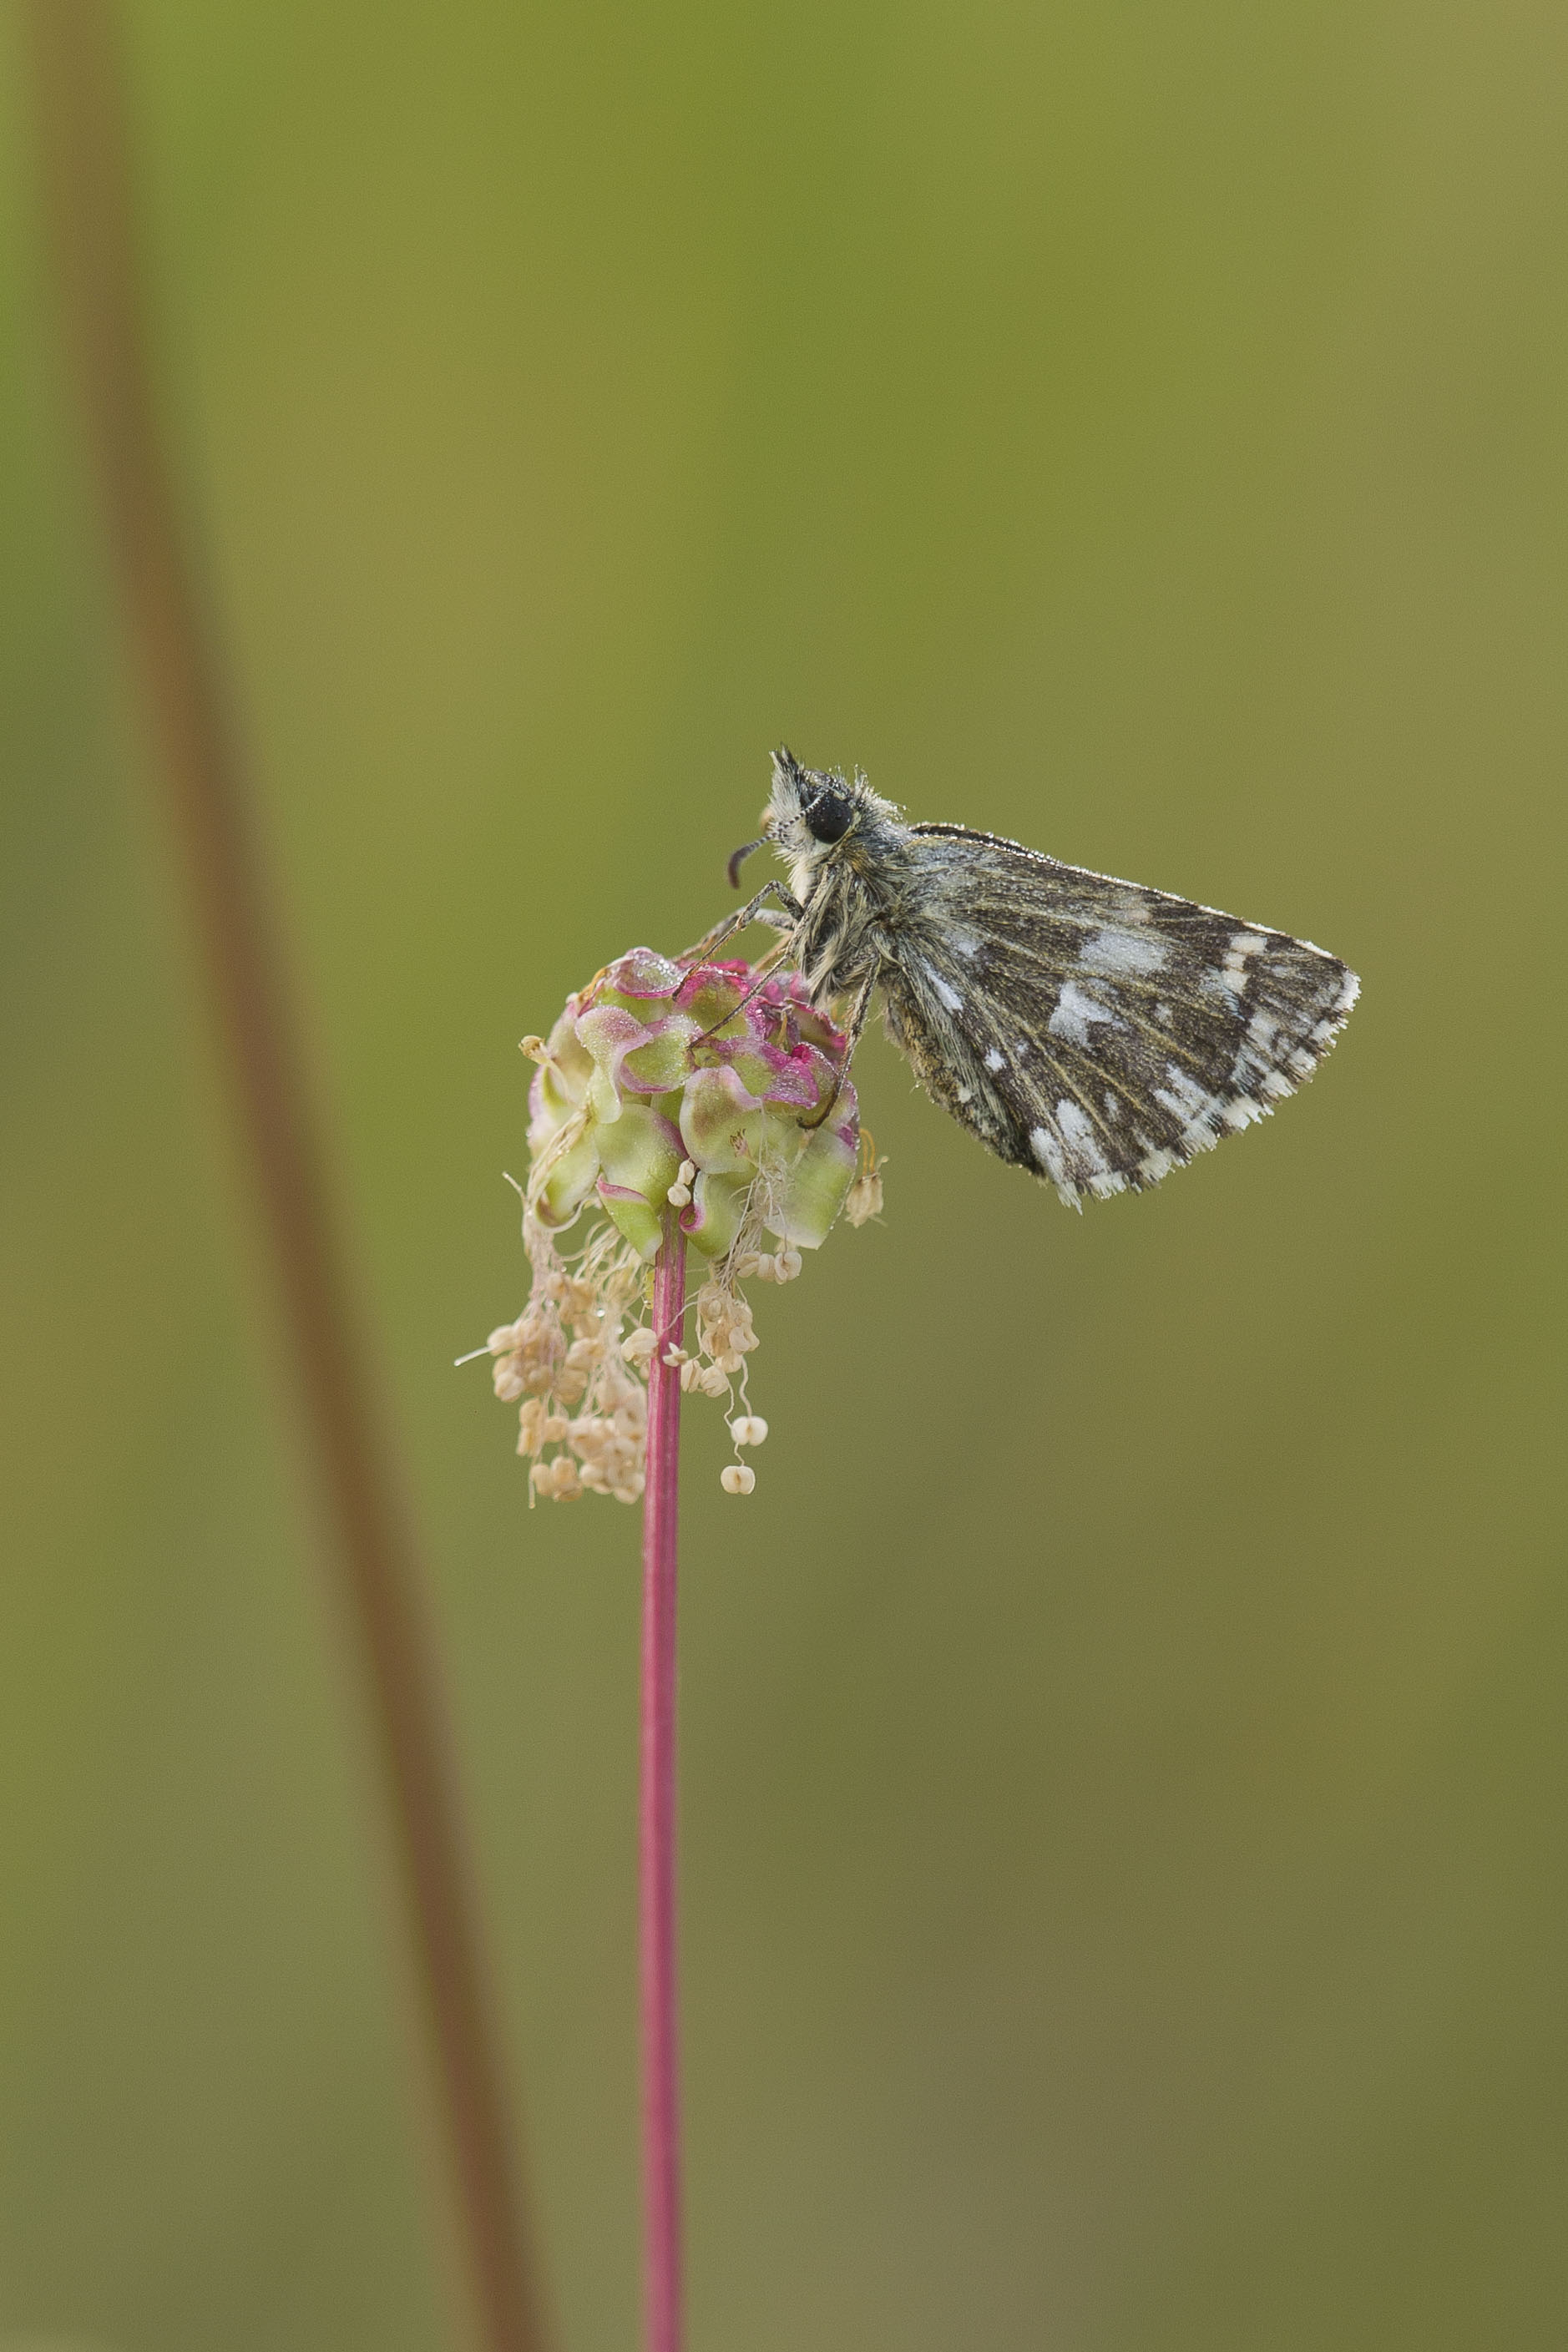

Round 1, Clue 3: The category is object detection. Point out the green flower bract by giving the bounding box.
[527,948,860,1261]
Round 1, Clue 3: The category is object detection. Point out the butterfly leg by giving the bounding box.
[799,967,878,1130]
[679,881,803,965]
[690,942,797,1046]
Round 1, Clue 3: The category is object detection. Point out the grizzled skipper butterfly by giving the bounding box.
[683,748,1358,1208]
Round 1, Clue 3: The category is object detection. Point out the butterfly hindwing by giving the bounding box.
[880,825,1358,1206]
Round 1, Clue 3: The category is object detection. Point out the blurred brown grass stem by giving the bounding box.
[22,8,549,2349]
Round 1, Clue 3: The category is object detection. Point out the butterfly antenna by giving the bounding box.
[727,835,766,889]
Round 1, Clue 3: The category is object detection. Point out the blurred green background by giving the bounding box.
[2,2,1565,2346]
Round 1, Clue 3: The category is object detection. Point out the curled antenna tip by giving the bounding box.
[727,834,765,889]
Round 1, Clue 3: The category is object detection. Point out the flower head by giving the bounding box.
[478,948,883,1500]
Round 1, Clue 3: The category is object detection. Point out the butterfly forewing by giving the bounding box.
[882,826,1358,1206]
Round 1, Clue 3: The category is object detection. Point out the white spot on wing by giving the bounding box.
[1030,1123,1074,1198]
[1047,980,1119,1049]
[921,958,964,1013]
[1080,928,1167,979]
[984,1048,1005,1072]
[1151,1061,1229,1158]
[1210,928,1271,1004]
[1055,1099,1110,1177]
[1154,1065,1222,1126]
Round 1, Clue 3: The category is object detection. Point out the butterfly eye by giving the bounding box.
[805,788,853,844]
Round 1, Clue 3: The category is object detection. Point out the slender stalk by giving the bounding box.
[23,11,548,2349]
[640,1218,688,2352]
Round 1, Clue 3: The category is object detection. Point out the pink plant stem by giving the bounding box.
[641,1216,688,2352]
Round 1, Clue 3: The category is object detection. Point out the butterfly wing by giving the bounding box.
[880,824,1358,1206]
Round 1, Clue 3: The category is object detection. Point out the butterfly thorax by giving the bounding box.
[791,833,913,1000]
[766,752,914,1008]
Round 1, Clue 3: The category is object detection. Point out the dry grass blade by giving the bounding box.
[21,7,549,2347]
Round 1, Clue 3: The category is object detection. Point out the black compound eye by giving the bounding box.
[804,787,854,844]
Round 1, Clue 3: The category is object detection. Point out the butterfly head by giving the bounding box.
[766,746,859,858]
[727,748,898,893]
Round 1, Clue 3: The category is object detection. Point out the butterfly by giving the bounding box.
[684,747,1359,1208]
